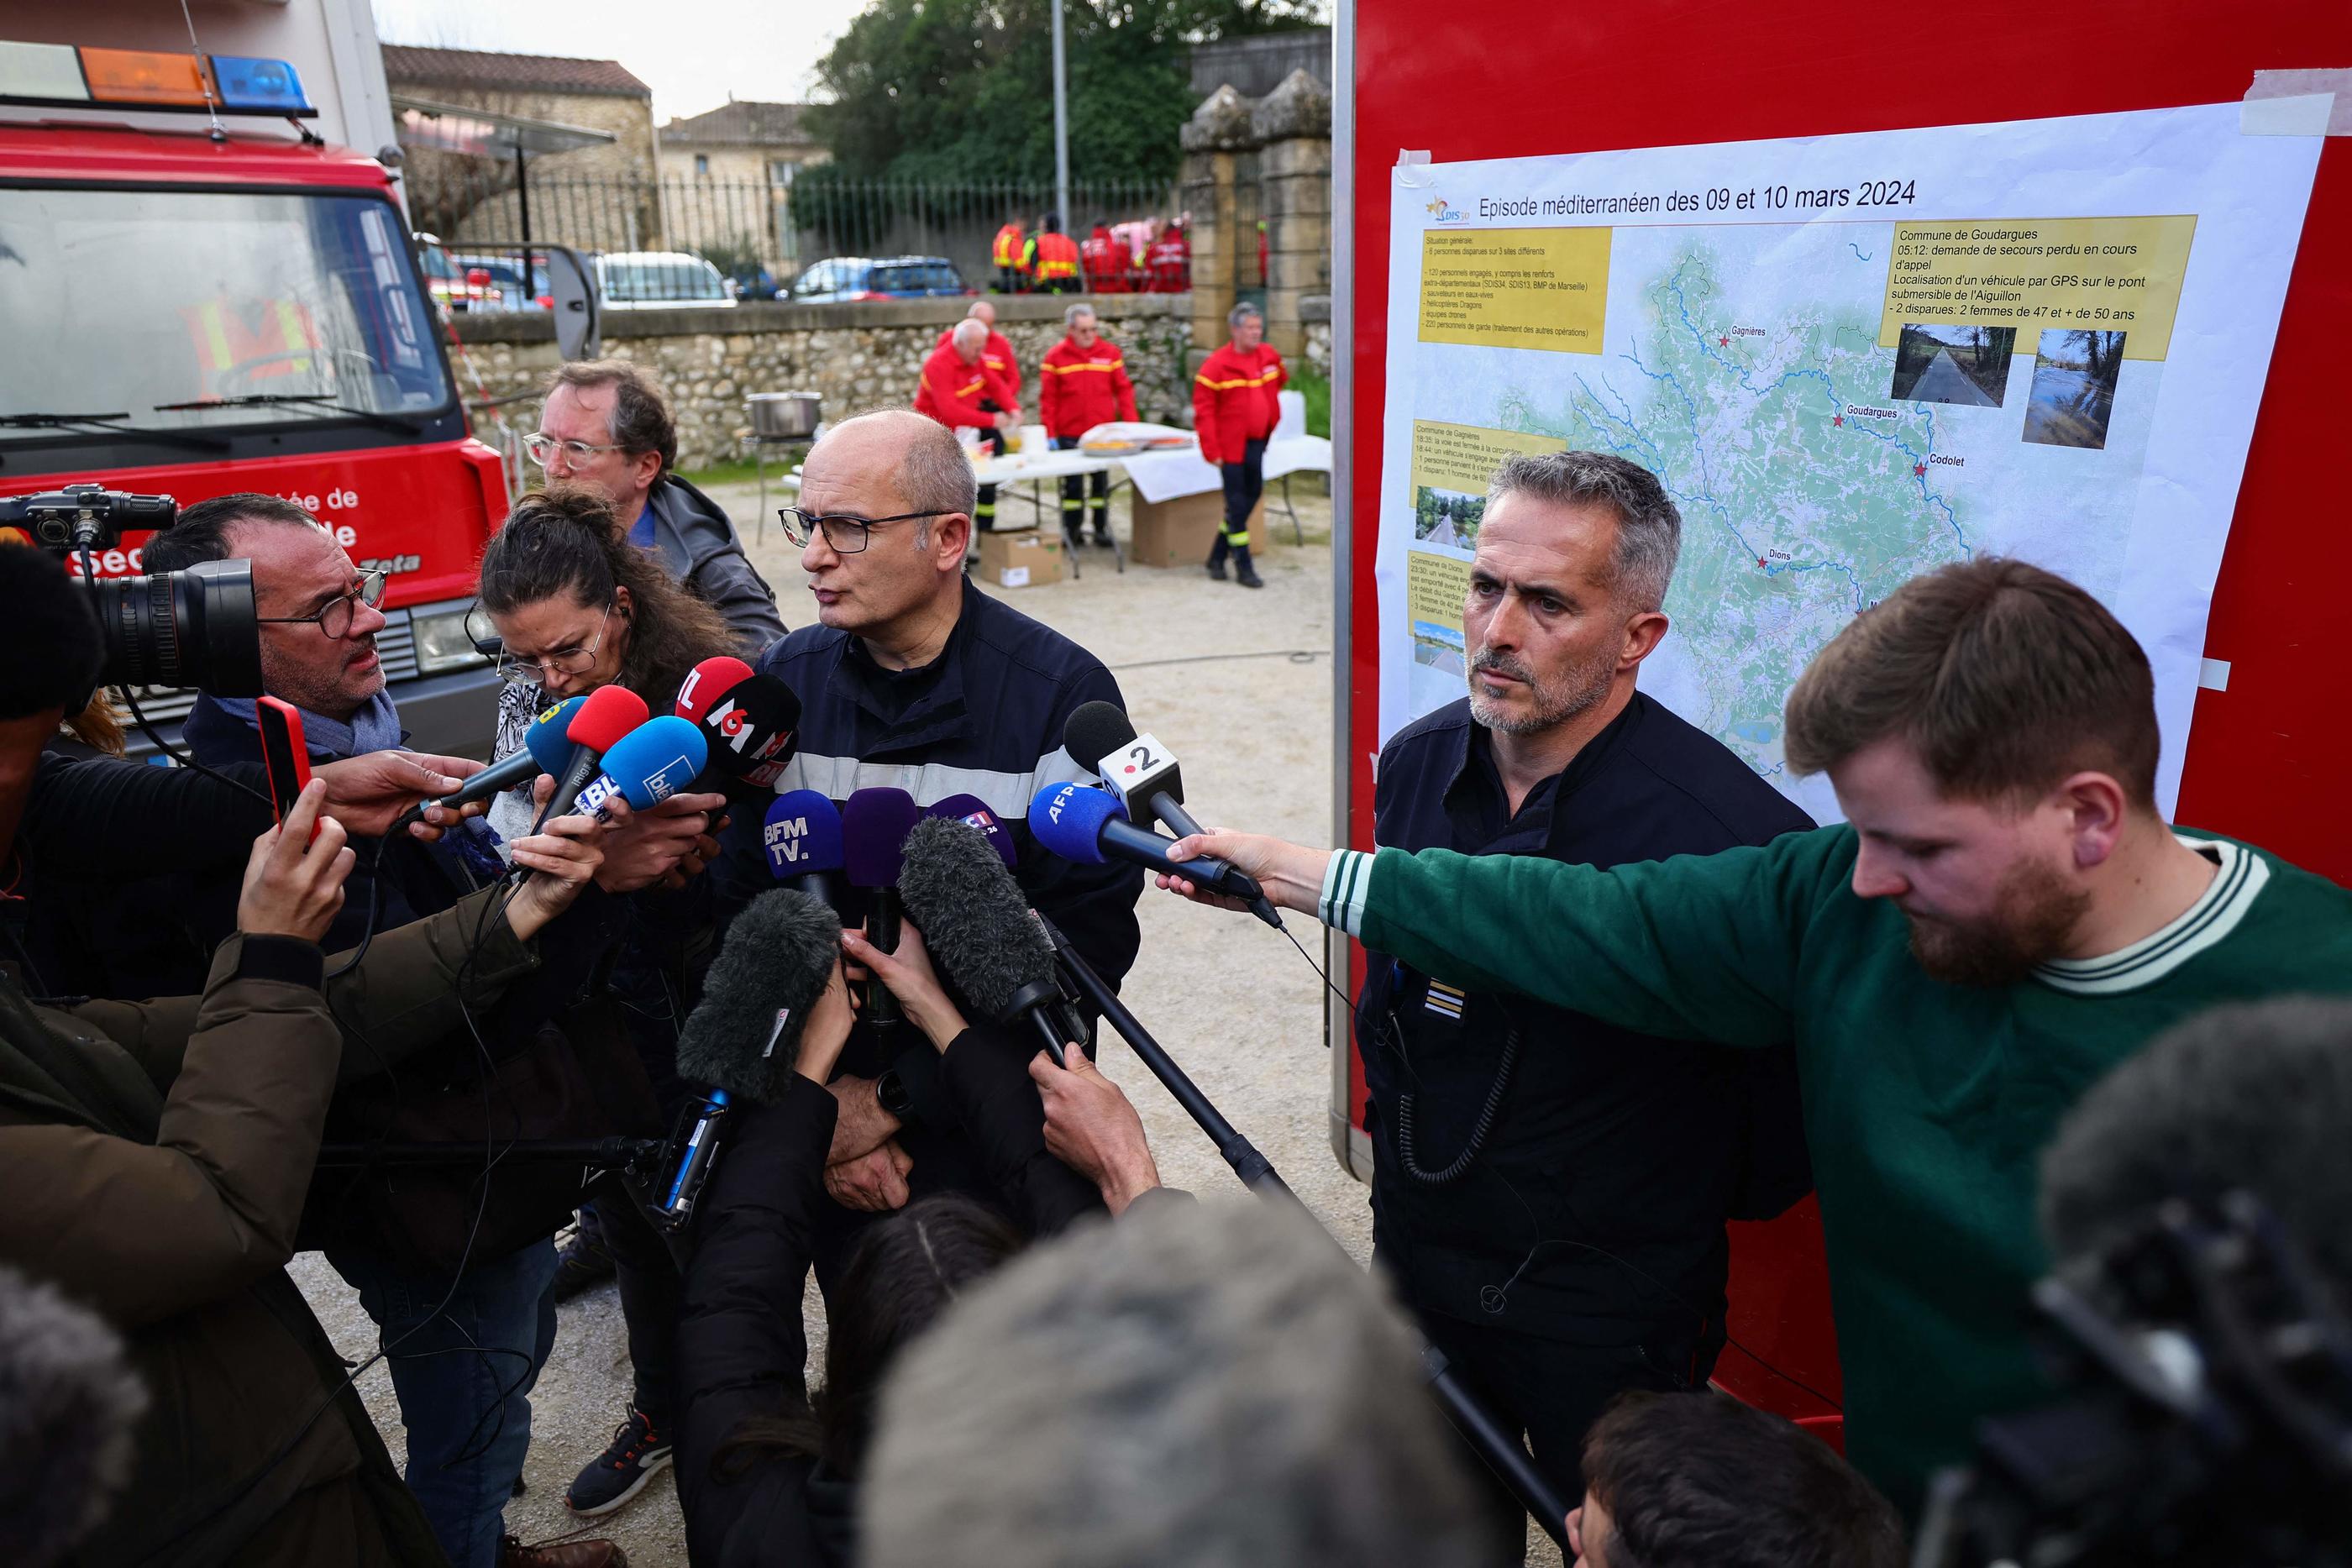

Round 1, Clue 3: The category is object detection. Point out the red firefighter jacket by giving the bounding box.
[914,342,1002,432]
[933,325,1021,403]
[1191,342,1286,465]
[1030,231,1081,284]
[1040,335,1139,438]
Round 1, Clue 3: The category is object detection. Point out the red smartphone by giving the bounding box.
[255,696,318,843]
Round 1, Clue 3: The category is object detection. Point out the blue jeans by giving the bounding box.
[328,1239,561,1568]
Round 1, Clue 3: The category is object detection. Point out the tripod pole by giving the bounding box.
[1037,915,1571,1548]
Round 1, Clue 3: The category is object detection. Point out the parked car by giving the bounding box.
[786,255,976,302]
[453,253,551,312]
[416,235,498,312]
[594,250,736,310]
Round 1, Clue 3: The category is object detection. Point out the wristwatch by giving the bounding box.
[875,1068,915,1124]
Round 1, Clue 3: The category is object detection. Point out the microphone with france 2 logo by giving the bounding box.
[1062,700,1279,926]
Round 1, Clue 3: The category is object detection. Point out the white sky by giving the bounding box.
[370,0,870,123]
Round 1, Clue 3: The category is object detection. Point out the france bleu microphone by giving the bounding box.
[764,789,845,910]
[571,716,711,819]
[659,885,843,1231]
[843,787,921,1039]
[676,656,801,791]
[1030,782,1282,928]
[1064,699,1278,924]
[533,684,648,831]
[898,815,1080,1066]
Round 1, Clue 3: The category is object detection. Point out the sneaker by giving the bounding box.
[549,1225,614,1303]
[501,1535,628,1567]
[1206,559,1228,581]
[564,1408,673,1518]
[1236,564,1265,589]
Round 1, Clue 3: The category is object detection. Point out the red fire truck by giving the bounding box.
[0,20,506,758]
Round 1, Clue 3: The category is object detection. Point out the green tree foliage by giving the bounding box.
[808,0,1320,186]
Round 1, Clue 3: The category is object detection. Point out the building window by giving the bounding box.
[769,160,798,186]
[694,154,710,176]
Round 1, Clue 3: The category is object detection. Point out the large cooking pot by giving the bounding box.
[748,391,822,441]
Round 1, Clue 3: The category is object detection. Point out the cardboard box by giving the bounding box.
[977,527,1063,588]
[1129,490,1266,570]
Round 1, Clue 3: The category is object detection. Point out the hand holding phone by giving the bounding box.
[256,696,318,845]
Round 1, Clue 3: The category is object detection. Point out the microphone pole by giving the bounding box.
[1035,913,1573,1550]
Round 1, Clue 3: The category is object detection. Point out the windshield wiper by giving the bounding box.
[153,391,428,434]
[0,410,228,451]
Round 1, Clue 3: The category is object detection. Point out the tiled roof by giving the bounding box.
[381,45,650,99]
[659,100,817,148]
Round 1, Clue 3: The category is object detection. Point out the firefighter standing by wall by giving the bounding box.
[1041,302,1138,551]
[992,218,1028,293]
[934,300,1021,414]
[1080,223,1128,294]
[915,319,1019,533]
[1192,302,1284,590]
[1026,214,1083,296]
[1147,223,1191,293]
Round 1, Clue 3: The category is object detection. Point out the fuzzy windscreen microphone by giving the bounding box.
[675,886,844,1105]
[897,815,1078,1065]
[0,1263,149,1568]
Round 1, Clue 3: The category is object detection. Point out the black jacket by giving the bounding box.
[713,577,1143,1204]
[1356,693,1815,1340]
[648,474,787,660]
[674,1028,1101,1567]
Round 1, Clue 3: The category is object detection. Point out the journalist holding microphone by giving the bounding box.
[0,544,607,1567]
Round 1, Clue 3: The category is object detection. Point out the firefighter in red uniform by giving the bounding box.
[933,300,1021,411]
[1146,223,1191,292]
[915,319,1019,533]
[1080,223,1127,294]
[1040,302,1139,551]
[992,218,1028,293]
[1192,302,1284,589]
[1026,213,1083,296]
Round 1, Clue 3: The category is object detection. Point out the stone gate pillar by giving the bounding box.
[1180,86,1255,356]
[1252,70,1332,363]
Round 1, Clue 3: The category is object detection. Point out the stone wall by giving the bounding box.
[451,294,1194,472]
[1303,295,1332,377]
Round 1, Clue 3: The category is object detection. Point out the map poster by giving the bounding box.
[1378,101,2327,821]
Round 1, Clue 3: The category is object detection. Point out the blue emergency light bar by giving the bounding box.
[209,55,311,114]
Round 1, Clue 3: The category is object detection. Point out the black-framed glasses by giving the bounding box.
[256,568,388,639]
[777,506,953,554]
[489,602,617,685]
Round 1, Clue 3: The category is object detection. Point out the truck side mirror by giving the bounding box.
[543,246,601,363]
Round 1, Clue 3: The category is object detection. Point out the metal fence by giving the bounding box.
[404,163,1189,302]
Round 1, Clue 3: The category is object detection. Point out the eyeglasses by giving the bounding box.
[493,603,617,684]
[257,568,388,639]
[524,432,630,467]
[777,507,953,554]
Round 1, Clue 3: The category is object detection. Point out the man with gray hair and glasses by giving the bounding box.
[1338,450,1816,1558]
[714,407,1140,1248]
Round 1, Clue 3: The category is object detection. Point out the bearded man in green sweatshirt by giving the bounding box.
[1158,556,2352,1515]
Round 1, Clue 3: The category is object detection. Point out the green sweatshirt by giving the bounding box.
[1318,825,2352,1510]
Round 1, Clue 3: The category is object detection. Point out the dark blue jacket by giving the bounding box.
[1357,691,1815,1341]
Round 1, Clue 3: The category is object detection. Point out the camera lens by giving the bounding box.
[89,559,264,697]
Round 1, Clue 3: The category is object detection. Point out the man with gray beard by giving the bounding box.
[1357,451,1814,1560]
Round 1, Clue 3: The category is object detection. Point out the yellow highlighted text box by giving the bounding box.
[1407,551,1474,636]
[1409,420,1569,497]
[1418,227,1612,352]
[1878,216,2196,360]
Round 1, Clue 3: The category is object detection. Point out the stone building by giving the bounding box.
[656,101,828,275]
[386,45,659,253]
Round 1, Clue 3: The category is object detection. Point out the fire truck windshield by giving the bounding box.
[0,186,455,442]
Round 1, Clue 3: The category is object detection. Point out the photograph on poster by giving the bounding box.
[2024,328,2128,448]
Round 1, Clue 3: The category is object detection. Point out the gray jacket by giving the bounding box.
[645,474,787,659]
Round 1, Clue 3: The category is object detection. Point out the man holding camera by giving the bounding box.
[0,544,610,1566]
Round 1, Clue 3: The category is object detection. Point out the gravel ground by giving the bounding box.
[291,475,1563,1565]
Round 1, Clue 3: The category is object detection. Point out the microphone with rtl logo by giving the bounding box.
[675,657,801,794]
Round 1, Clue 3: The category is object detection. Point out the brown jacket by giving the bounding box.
[0,887,541,1568]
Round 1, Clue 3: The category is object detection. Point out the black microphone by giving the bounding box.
[897,815,1083,1067]
[843,787,921,1041]
[659,885,846,1231]
[676,658,802,794]
[1063,699,1278,924]
[0,1261,148,1567]
[1029,782,1282,929]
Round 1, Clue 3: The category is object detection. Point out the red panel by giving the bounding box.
[1344,0,2352,1428]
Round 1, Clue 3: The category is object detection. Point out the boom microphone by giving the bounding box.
[764,789,846,910]
[659,885,843,1230]
[677,659,801,792]
[927,791,1019,869]
[1029,782,1281,928]
[897,815,1079,1067]
[1063,700,1276,924]
[843,787,921,1040]
[0,1263,148,1568]
[533,684,648,831]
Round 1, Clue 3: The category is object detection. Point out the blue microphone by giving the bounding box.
[574,716,711,818]
[927,791,1019,870]
[1029,782,1280,927]
[764,789,846,910]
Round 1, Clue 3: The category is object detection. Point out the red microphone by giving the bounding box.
[534,683,651,830]
[674,656,754,724]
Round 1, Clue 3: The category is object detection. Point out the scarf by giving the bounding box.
[210,687,405,760]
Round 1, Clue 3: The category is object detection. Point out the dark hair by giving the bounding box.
[141,492,318,574]
[1783,556,2159,807]
[713,1193,1022,1483]
[547,359,678,473]
[1582,1392,1904,1568]
[1487,450,1683,612]
[475,483,732,705]
[0,547,102,721]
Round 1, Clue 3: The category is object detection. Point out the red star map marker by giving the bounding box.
[1914,463,1927,476]
[1832,414,1844,426]
[1718,336,1730,347]
[1756,557,1767,567]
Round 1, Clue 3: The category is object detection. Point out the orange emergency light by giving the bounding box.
[75,46,214,108]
